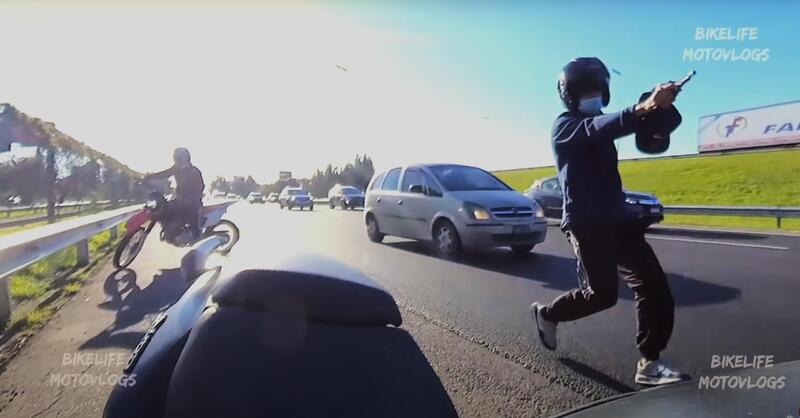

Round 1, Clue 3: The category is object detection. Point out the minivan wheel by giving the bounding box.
[433,220,462,256]
[510,244,535,256]
[329,200,335,209]
[366,215,385,243]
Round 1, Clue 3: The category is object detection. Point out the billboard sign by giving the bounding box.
[698,100,800,152]
[278,171,292,181]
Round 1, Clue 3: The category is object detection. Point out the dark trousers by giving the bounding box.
[543,220,674,360]
[166,197,202,240]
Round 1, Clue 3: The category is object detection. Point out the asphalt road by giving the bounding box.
[1,201,797,417]
[226,202,800,399]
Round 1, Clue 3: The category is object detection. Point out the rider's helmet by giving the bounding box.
[558,57,611,111]
[173,147,191,168]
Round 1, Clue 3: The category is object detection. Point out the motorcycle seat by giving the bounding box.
[211,255,402,327]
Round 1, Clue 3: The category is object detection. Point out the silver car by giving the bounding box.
[364,164,547,256]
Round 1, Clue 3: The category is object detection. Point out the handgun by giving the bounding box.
[674,70,696,91]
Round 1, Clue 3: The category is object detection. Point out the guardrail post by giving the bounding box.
[76,239,90,266]
[776,216,782,229]
[109,226,117,240]
[0,275,10,326]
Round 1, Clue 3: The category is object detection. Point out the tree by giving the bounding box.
[211,176,230,193]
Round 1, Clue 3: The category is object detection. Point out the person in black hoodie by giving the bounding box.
[529,57,689,386]
[145,147,205,242]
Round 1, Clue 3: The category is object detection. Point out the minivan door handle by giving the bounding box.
[397,200,403,205]
[376,197,382,203]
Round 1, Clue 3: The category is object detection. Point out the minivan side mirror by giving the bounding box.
[408,184,425,194]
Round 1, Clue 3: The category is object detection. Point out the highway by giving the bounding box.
[226,203,799,397]
[0,201,798,417]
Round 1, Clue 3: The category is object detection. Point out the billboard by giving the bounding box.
[278,171,292,181]
[698,100,800,153]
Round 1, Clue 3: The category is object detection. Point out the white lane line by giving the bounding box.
[646,235,790,251]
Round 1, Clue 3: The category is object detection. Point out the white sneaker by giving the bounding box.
[530,302,557,350]
[635,358,690,386]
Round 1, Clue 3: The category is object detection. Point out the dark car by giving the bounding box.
[279,187,314,211]
[550,360,799,418]
[524,176,664,227]
[328,185,365,210]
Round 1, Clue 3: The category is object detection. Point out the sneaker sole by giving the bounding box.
[530,303,556,351]
[634,375,688,386]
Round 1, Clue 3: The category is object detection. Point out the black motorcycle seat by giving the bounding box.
[211,257,402,327]
[164,307,457,418]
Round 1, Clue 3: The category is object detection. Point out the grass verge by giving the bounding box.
[1,224,123,340]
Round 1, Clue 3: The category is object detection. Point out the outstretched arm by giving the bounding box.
[147,166,175,180]
[552,106,640,150]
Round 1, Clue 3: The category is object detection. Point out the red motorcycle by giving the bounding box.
[113,191,240,269]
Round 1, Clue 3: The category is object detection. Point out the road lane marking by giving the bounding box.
[646,235,789,251]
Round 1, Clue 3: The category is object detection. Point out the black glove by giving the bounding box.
[635,91,682,154]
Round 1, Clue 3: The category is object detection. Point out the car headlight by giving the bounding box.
[625,197,639,205]
[463,202,491,220]
[532,202,545,218]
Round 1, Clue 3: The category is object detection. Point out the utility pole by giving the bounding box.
[45,145,57,223]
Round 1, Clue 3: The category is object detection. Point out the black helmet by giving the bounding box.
[173,147,191,166]
[558,57,611,111]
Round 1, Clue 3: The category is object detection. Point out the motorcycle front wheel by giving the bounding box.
[210,219,240,254]
[113,228,149,269]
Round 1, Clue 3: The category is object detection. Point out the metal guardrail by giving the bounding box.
[1,201,113,215]
[0,205,140,324]
[663,205,800,228]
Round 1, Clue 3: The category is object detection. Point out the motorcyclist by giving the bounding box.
[529,57,690,386]
[145,147,205,242]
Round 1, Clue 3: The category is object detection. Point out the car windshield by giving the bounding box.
[429,166,510,192]
[288,190,308,195]
[341,187,361,195]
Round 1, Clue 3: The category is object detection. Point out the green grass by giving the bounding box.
[25,306,56,329]
[9,274,48,300]
[494,149,800,231]
[63,282,82,294]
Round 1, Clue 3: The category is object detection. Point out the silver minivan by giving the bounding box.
[364,164,547,256]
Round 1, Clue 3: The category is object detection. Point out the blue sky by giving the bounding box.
[327,0,798,160]
[0,1,796,181]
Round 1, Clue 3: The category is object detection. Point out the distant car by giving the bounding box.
[328,185,365,210]
[266,192,279,203]
[6,195,22,206]
[364,164,547,256]
[211,191,227,200]
[279,187,314,211]
[226,193,239,200]
[246,192,265,204]
[523,175,664,227]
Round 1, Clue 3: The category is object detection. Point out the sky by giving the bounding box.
[0,0,797,184]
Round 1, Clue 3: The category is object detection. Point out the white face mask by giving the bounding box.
[578,96,604,115]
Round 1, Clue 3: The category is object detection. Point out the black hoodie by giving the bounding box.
[551,105,640,228]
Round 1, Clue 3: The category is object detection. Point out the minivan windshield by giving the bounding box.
[429,165,510,192]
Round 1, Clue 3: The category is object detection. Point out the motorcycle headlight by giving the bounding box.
[463,202,491,220]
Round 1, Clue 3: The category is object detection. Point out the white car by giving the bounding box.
[246,192,265,204]
[364,164,547,256]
